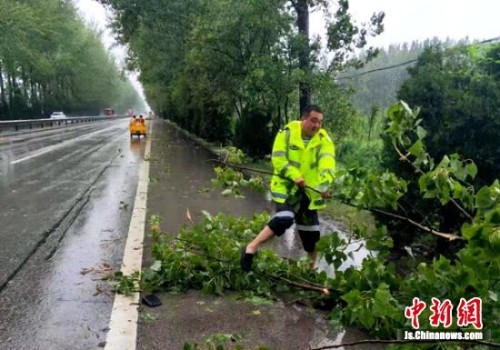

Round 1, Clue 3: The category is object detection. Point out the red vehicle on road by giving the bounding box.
[104,108,115,116]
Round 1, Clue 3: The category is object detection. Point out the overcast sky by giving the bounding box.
[312,0,500,47]
[74,0,500,99]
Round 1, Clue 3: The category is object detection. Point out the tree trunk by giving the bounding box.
[0,64,7,119]
[7,73,14,119]
[40,83,47,118]
[294,0,311,113]
[284,95,289,124]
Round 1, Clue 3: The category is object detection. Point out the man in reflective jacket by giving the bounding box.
[241,105,336,271]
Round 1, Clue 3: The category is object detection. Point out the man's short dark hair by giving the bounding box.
[301,105,323,118]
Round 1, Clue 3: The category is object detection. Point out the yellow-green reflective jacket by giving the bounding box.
[270,120,336,210]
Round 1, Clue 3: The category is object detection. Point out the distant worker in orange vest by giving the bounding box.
[139,115,145,125]
[130,115,137,126]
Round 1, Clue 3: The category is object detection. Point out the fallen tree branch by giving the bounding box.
[269,274,331,295]
[211,157,465,241]
[372,208,464,241]
[289,273,333,290]
[208,158,322,194]
[172,238,231,263]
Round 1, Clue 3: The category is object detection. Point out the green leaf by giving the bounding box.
[416,126,427,139]
[486,209,500,225]
[466,163,478,179]
[461,223,482,240]
[489,227,500,250]
[150,260,162,272]
[183,343,196,350]
[400,100,412,114]
[221,189,232,196]
[476,186,495,210]
[408,139,425,157]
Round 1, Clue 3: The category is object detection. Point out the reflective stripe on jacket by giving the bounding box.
[270,120,336,210]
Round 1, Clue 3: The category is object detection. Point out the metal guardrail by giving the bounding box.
[0,115,128,135]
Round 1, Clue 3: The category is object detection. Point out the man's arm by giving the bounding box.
[271,129,302,183]
[318,133,336,191]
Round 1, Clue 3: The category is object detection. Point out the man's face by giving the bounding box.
[301,110,324,137]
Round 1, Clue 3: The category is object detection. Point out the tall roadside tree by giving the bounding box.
[293,0,384,112]
[377,43,500,257]
[101,0,384,154]
[99,0,201,113]
[0,0,142,119]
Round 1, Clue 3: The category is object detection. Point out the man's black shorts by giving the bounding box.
[267,200,320,253]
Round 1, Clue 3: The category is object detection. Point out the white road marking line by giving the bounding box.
[104,124,152,350]
[10,125,123,164]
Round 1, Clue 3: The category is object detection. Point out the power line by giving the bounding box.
[336,36,500,81]
[336,59,418,80]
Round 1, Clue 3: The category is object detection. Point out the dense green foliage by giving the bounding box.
[100,0,383,154]
[331,101,499,347]
[371,43,500,257]
[335,39,474,174]
[0,0,144,120]
[143,211,327,297]
[397,43,500,185]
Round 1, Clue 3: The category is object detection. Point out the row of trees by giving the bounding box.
[0,0,144,120]
[100,0,384,155]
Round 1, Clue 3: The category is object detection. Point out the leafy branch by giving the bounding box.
[388,101,474,221]
[371,208,463,241]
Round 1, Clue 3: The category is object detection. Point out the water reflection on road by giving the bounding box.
[0,120,147,350]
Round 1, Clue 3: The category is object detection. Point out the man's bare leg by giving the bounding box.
[308,250,318,269]
[245,225,275,254]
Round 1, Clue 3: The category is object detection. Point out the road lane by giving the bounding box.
[0,119,146,349]
[0,120,128,288]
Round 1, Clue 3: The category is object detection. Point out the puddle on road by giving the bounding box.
[264,200,372,274]
[317,220,373,273]
[247,168,373,275]
[129,137,147,157]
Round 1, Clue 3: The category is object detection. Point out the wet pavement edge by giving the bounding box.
[104,122,153,350]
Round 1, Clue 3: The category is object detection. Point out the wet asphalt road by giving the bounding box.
[0,119,145,349]
[0,118,377,350]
